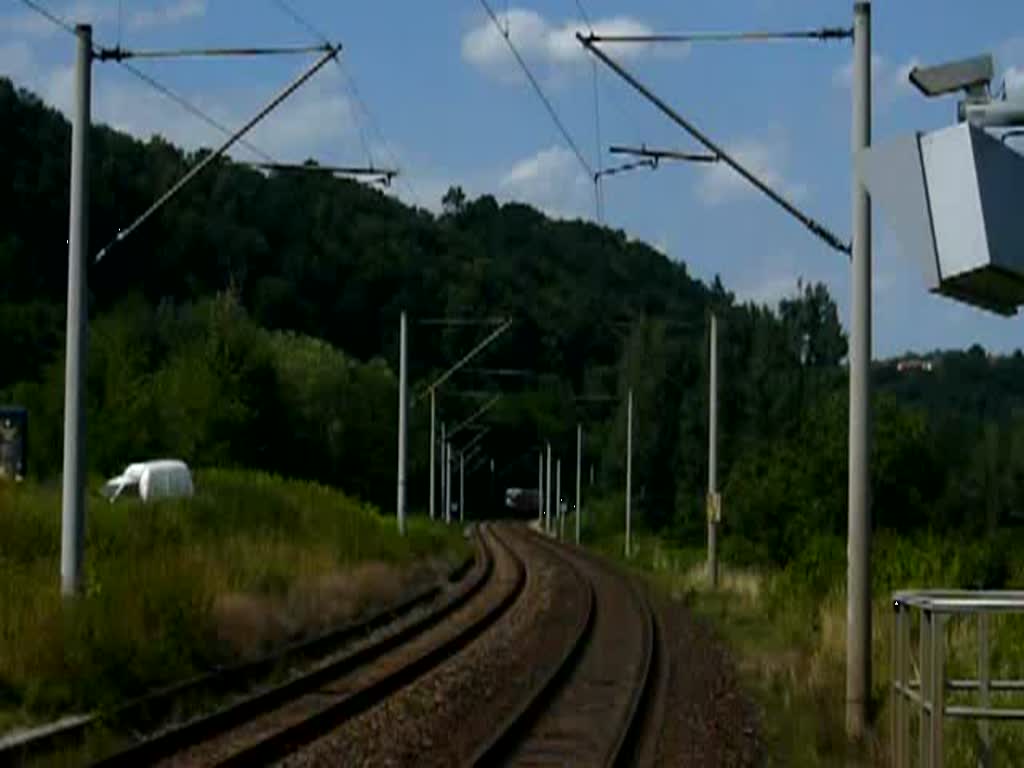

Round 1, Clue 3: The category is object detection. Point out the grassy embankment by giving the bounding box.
[0,469,468,733]
[579,495,1024,767]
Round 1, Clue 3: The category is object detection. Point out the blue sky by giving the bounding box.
[4,0,1024,358]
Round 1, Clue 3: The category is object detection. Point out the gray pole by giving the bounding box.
[397,312,407,535]
[445,442,452,524]
[847,0,873,741]
[540,454,548,528]
[546,443,553,535]
[625,387,633,558]
[459,451,465,523]
[575,424,582,544]
[440,421,446,521]
[708,312,720,588]
[429,390,436,520]
[61,24,92,597]
[556,459,563,540]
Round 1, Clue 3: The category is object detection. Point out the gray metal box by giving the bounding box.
[860,122,1024,315]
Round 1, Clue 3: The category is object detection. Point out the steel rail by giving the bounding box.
[548,531,658,767]
[470,528,596,766]
[212,524,527,766]
[89,525,513,766]
[472,526,657,766]
[0,552,474,764]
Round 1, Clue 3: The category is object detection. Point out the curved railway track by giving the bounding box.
[8,523,663,767]
[473,526,660,767]
[88,523,524,767]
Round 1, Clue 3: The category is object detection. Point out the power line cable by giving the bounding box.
[269,0,370,161]
[573,0,593,30]
[17,0,277,163]
[592,66,605,219]
[337,62,378,168]
[478,0,593,178]
[95,45,341,262]
[17,0,76,36]
[581,27,852,45]
[269,0,427,204]
[594,157,657,179]
[580,34,851,255]
[592,61,604,222]
[116,61,276,162]
[572,0,604,222]
[97,43,334,61]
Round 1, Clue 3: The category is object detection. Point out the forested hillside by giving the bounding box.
[2,75,1022,558]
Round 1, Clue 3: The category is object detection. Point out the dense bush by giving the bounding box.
[5,291,399,511]
[0,470,465,721]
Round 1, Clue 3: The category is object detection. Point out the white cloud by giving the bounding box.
[244,71,358,161]
[11,55,361,168]
[2,0,203,40]
[391,174,458,215]
[736,273,801,307]
[832,52,881,89]
[732,249,802,307]
[696,136,806,207]
[997,37,1024,98]
[130,0,205,30]
[3,2,115,38]
[462,8,668,84]
[833,52,919,103]
[894,57,921,93]
[498,145,592,219]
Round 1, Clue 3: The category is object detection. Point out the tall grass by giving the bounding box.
[0,470,466,729]
[583,516,1024,766]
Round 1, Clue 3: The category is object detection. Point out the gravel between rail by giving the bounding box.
[278,524,590,767]
[61,521,760,767]
[486,528,657,767]
[131,524,516,767]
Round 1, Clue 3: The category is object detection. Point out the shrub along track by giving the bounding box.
[57,523,520,767]
[0,552,476,766]
[471,526,663,767]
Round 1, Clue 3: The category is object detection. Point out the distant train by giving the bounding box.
[504,487,539,514]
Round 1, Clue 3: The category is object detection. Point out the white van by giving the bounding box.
[100,459,194,503]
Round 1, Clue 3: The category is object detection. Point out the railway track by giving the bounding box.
[472,526,661,767]
[80,523,524,767]
[9,523,662,767]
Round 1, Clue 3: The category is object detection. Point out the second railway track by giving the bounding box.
[88,522,524,767]
[32,522,662,767]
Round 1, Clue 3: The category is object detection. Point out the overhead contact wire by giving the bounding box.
[479,0,593,179]
[270,0,421,197]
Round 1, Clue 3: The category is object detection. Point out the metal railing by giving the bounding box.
[892,590,1024,767]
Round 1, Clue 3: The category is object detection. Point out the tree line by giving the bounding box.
[2,76,1021,564]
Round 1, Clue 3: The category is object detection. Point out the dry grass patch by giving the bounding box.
[212,560,420,660]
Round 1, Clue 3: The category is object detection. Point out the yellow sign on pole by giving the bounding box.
[706,492,722,523]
